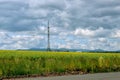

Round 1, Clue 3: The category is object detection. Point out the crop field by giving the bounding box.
[0,50,120,78]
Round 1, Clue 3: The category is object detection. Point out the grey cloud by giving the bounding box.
[0,0,120,50]
[65,0,120,30]
[0,0,120,32]
[0,1,27,10]
[28,0,66,10]
[90,6,120,18]
[0,0,67,31]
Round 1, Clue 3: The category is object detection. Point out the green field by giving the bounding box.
[0,50,120,78]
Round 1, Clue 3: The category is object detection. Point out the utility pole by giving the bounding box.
[47,20,51,51]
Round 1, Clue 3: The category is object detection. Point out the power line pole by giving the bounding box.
[47,20,51,51]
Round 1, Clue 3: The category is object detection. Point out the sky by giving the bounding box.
[0,0,120,51]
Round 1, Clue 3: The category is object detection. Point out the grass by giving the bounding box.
[0,50,120,78]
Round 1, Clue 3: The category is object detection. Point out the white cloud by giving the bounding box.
[74,28,95,37]
[0,31,46,49]
[74,27,112,37]
[113,30,120,38]
[58,44,71,49]
[98,38,107,42]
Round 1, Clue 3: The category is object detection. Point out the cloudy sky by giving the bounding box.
[0,0,120,51]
